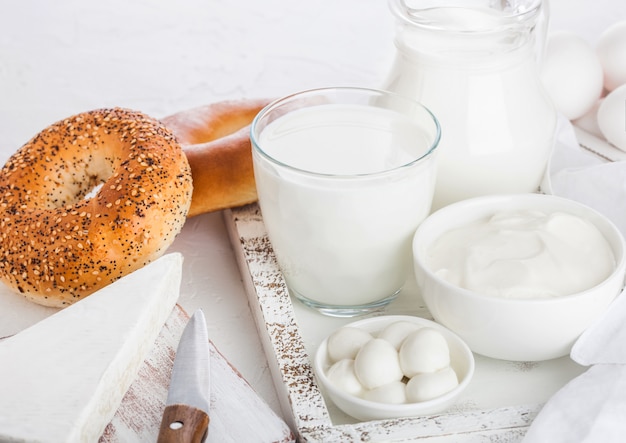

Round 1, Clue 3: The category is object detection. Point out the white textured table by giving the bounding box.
[0,0,623,438]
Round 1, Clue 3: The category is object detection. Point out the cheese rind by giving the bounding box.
[0,252,183,443]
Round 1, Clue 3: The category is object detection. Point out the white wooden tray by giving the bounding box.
[225,204,586,442]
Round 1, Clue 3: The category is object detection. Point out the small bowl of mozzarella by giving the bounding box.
[413,193,626,362]
[313,315,475,421]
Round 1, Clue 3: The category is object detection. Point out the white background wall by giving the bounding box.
[1,0,623,156]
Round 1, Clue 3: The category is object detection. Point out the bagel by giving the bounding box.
[0,108,193,307]
[162,98,270,217]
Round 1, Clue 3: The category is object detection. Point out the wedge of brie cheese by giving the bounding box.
[0,252,183,443]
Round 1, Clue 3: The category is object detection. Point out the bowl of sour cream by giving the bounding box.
[412,193,626,361]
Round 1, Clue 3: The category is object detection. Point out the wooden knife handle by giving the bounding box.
[157,404,209,443]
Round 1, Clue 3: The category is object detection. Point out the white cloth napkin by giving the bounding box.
[541,116,626,235]
[523,118,626,442]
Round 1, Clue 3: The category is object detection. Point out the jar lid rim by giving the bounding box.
[389,0,544,33]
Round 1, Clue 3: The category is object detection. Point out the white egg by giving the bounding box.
[596,21,626,92]
[361,380,408,404]
[572,98,604,138]
[541,31,604,120]
[326,326,373,363]
[399,327,450,378]
[326,359,364,396]
[597,84,626,151]
[378,321,422,350]
[406,366,459,403]
[354,338,403,390]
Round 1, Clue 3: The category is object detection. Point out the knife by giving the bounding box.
[157,310,211,443]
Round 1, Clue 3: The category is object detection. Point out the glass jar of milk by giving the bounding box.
[383,0,556,210]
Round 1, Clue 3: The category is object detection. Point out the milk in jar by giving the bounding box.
[384,0,556,210]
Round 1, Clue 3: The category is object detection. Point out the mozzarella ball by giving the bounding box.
[596,21,626,91]
[406,367,459,403]
[362,380,408,404]
[327,327,373,363]
[597,84,626,151]
[399,328,450,378]
[541,31,604,120]
[326,359,364,396]
[354,338,403,390]
[378,321,422,350]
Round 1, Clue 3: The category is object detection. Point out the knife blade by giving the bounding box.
[157,309,211,443]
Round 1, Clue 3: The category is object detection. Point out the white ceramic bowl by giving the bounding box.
[413,193,626,361]
[313,315,474,421]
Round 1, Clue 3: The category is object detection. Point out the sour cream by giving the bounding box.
[427,210,616,299]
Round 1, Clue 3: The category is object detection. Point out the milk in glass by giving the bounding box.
[252,91,439,316]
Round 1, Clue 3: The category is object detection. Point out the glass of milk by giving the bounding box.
[251,87,440,317]
[383,0,556,210]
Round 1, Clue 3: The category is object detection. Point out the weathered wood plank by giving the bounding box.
[101,304,294,443]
